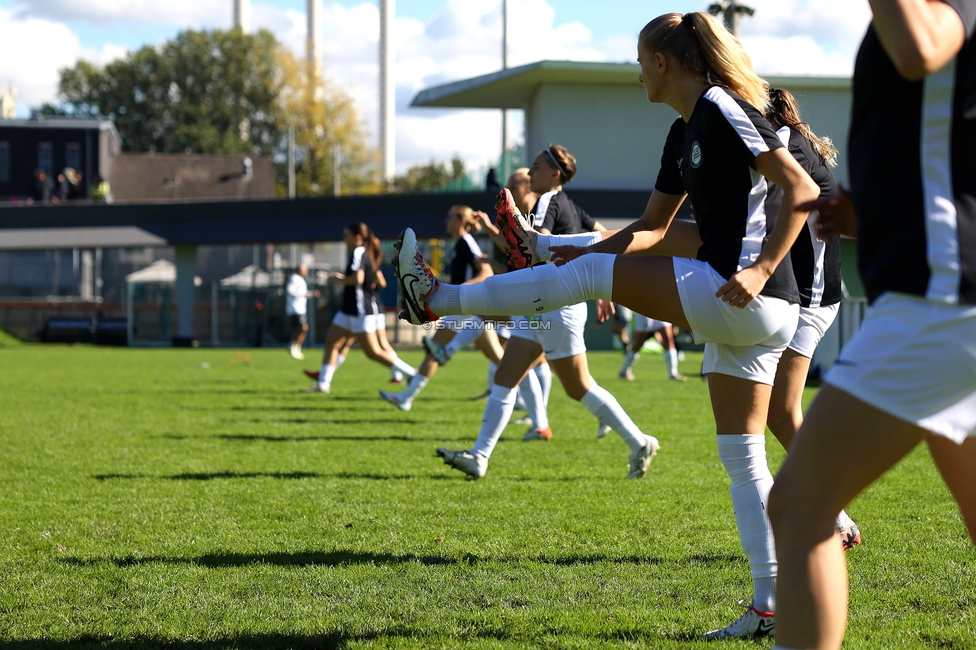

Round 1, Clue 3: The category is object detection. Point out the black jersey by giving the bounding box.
[850,2,976,305]
[765,126,843,308]
[656,86,799,304]
[531,190,596,235]
[446,233,484,284]
[340,245,379,316]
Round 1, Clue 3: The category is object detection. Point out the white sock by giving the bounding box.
[319,363,336,389]
[533,363,552,408]
[444,318,484,357]
[620,350,639,375]
[390,356,417,378]
[336,353,347,369]
[519,368,548,430]
[451,254,615,316]
[400,373,429,404]
[486,362,497,392]
[429,283,462,315]
[536,231,604,261]
[470,384,518,460]
[717,434,777,613]
[836,509,855,530]
[515,388,527,411]
[579,383,650,452]
[665,348,678,378]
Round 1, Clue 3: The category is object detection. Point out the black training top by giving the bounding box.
[765,126,843,308]
[656,86,799,304]
[447,233,484,285]
[850,1,976,305]
[340,245,379,316]
[531,190,596,235]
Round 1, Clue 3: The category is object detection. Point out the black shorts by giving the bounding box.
[289,314,308,329]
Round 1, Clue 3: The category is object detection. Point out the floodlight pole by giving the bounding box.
[707,0,754,38]
[501,0,508,181]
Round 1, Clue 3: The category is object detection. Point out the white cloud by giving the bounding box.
[0,0,875,174]
[17,0,225,26]
[0,6,127,115]
[741,0,871,76]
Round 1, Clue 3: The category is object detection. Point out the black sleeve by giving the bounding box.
[539,199,560,232]
[576,205,597,231]
[654,119,686,195]
[943,0,976,38]
[790,130,838,199]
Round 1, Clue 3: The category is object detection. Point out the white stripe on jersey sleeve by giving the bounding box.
[738,168,768,271]
[775,125,791,147]
[532,190,558,229]
[705,87,771,157]
[920,60,962,304]
[350,245,365,272]
[461,233,483,258]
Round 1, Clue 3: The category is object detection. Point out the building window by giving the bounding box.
[38,142,53,175]
[65,142,81,172]
[0,142,9,183]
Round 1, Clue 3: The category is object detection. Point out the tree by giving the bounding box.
[393,156,467,193]
[276,50,382,196]
[40,29,282,156]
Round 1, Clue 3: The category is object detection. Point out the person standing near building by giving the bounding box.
[286,264,318,360]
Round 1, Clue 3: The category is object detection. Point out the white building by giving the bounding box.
[412,60,852,190]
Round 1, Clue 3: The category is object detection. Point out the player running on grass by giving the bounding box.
[392,12,821,639]
[303,222,416,394]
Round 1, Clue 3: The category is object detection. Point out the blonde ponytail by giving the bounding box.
[639,12,769,114]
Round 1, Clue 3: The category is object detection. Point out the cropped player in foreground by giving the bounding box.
[768,2,976,648]
[394,12,821,638]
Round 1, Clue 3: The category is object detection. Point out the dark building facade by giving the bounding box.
[0,117,121,202]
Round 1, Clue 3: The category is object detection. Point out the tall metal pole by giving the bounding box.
[500,0,508,181]
[707,0,754,38]
[379,0,396,184]
[307,0,322,78]
[333,140,341,196]
[287,125,296,198]
[233,0,250,34]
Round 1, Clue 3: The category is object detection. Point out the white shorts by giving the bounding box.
[509,302,588,360]
[788,303,840,358]
[825,292,976,444]
[332,311,379,334]
[494,320,512,339]
[673,257,799,385]
[633,314,671,333]
[366,312,386,331]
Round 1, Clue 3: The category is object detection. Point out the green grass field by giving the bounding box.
[0,345,973,649]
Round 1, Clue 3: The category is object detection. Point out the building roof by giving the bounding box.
[110,153,275,202]
[412,59,851,109]
[0,117,122,148]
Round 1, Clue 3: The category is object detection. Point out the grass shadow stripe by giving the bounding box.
[91,471,454,481]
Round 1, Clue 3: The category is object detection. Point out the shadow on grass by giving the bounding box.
[0,629,529,649]
[212,434,469,443]
[92,471,455,481]
[220,417,428,425]
[62,550,661,569]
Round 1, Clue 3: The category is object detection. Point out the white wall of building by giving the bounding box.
[524,80,852,191]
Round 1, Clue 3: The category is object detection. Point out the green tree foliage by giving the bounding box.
[393,155,467,193]
[42,29,281,156]
[35,28,382,195]
[276,51,381,196]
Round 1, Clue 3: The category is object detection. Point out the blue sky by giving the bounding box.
[1,0,870,172]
